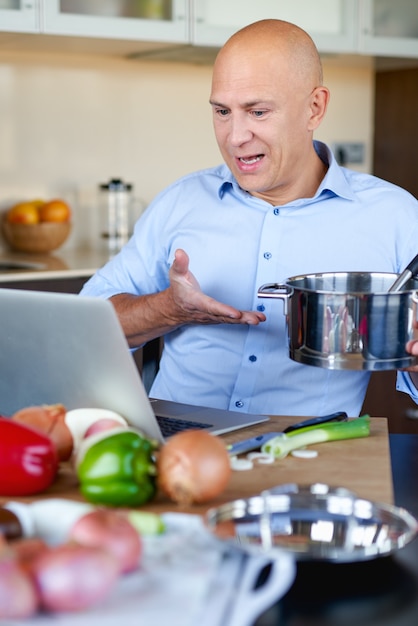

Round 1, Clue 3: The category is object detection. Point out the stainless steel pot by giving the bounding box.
[258,272,418,371]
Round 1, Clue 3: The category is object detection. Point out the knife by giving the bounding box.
[227,411,348,456]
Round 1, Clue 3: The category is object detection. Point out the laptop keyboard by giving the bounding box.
[156,415,212,438]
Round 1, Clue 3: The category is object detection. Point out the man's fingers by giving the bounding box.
[171,249,189,276]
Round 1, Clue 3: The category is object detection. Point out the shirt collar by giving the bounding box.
[313,141,356,201]
[217,140,357,202]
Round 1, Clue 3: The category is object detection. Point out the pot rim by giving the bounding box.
[283,271,418,296]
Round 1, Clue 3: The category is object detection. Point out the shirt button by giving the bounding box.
[263,252,272,260]
[235,400,244,408]
[273,208,280,215]
[257,304,265,312]
[249,355,257,362]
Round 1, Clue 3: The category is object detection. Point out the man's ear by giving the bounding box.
[308,86,330,131]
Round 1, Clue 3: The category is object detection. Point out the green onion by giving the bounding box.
[126,511,166,535]
[261,414,371,459]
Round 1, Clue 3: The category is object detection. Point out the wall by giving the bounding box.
[0,50,374,252]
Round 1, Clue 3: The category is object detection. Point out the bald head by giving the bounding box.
[209,19,330,205]
[214,19,323,90]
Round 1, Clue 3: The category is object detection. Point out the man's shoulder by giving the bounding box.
[343,167,417,203]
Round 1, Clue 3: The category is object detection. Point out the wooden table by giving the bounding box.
[5,416,393,516]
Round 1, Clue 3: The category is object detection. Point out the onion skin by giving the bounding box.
[12,537,50,576]
[12,404,73,462]
[69,509,142,574]
[65,408,128,456]
[156,430,231,505]
[31,543,119,613]
[0,551,39,619]
[84,418,128,439]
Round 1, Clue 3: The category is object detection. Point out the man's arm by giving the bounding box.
[110,248,266,348]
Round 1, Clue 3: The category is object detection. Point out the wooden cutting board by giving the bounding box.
[1,417,393,516]
[218,415,393,508]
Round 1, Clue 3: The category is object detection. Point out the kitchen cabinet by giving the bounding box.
[0,0,189,42]
[192,0,358,53]
[2,1,418,59]
[42,0,189,43]
[0,275,89,293]
[358,0,418,57]
[0,0,38,32]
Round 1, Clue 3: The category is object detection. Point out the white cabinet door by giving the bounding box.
[41,0,189,43]
[0,0,39,32]
[359,0,418,57]
[192,0,358,53]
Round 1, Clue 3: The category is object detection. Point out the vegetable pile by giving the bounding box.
[0,506,156,619]
[0,404,232,507]
[0,402,374,619]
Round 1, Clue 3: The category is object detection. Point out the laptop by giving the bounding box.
[0,288,268,442]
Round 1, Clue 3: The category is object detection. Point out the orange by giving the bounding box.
[31,199,46,210]
[38,199,71,223]
[6,202,40,224]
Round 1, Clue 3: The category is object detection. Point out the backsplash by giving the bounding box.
[0,50,373,253]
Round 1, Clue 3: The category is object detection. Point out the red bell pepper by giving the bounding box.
[0,417,59,496]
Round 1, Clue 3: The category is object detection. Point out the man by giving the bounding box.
[81,19,418,418]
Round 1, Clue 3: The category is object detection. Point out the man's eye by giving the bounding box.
[217,109,229,116]
[252,110,265,117]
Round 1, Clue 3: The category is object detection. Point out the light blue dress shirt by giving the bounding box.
[81,141,418,417]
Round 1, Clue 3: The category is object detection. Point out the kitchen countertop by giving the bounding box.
[0,248,110,282]
[11,416,392,515]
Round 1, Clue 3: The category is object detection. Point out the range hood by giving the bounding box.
[126,44,219,65]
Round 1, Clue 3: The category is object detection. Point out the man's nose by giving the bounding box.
[229,114,253,146]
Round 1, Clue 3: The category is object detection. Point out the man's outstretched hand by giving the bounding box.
[168,249,266,326]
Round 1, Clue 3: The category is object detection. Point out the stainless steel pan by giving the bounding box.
[258,272,418,371]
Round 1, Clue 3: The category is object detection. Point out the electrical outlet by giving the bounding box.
[332,142,365,165]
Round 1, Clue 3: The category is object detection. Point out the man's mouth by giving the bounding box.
[238,155,263,165]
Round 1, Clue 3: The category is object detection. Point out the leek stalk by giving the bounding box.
[261,414,371,459]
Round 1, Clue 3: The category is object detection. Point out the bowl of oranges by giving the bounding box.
[2,199,72,253]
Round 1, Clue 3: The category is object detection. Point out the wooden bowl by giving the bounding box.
[2,220,71,253]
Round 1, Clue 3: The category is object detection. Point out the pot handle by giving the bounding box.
[257,283,293,315]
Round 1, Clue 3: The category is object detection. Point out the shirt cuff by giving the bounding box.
[396,371,418,404]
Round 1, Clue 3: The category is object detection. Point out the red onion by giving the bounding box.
[69,509,142,574]
[32,543,119,613]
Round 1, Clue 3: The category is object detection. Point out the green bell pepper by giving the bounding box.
[76,430,158,507]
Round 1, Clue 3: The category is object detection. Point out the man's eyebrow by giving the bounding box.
[209,99,272,108]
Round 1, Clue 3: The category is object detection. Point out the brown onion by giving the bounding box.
[156,429,231,505]
[12,404,73,461]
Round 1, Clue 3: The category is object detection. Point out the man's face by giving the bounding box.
[210,48,318,205]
